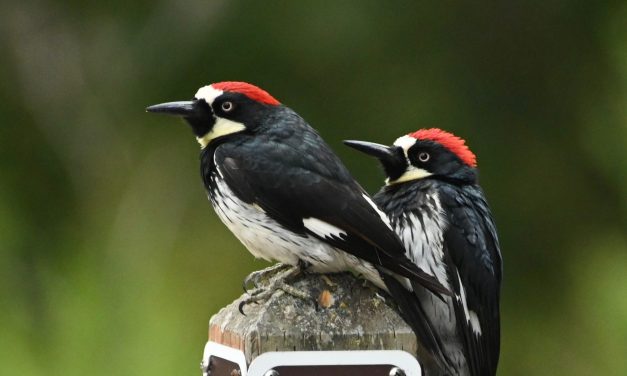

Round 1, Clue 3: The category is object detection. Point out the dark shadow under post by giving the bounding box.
[208,271,417,363]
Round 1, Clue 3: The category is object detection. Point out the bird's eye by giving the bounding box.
[418,152,430,162]
[221,101,234,112]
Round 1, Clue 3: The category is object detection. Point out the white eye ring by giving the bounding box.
[221,101,234,112]
[418,152,430,162]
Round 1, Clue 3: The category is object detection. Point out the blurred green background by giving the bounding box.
[1,1,626,375]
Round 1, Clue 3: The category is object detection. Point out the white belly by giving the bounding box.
[208,177,384,288]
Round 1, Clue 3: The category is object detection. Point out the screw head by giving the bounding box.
[389,367,406,376]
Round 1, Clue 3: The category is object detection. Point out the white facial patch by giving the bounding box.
[386,167,433,185]
[386,135,432,185]
[193,85,246,149]
[195,85,224,105]
[196,117,246,148]
[393,135,417,154]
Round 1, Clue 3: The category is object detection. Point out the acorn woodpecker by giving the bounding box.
[146,82,449,312]
[345,129,502,376]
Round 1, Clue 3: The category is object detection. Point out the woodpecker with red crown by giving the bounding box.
[345,129,502,376]
[146,83,452,362]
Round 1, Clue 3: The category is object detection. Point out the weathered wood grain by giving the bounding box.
[209,269,417,363]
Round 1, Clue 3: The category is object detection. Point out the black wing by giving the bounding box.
[441,185,502,376]
[380,270,455,375]
[212,129,448,295]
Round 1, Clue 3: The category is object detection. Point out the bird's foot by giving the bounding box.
[239,265,309,314]
[242,263,291,293]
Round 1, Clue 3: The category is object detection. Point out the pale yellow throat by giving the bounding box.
[386,167,432,185]
[196,117,246,149]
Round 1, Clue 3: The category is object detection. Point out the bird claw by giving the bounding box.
[238,265,310,314]
[242,263,290,293]
[238,299,257,315]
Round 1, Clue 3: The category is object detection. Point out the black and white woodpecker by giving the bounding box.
[146,81,449,324]
[345,129,502,376]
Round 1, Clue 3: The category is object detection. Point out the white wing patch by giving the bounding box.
[362,194,393,230]
[213,153,224,178]
[303,218,346,239]
[456,272,471,327]
[469,310,482,335]
[457,271,482,336]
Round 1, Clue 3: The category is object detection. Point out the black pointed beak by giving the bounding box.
[343,140,397,161]
[147,99,215,138]
[146,100,201,117]
[344,139,407,181]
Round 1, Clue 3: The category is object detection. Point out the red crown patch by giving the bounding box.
[211,81,280,106]
[408,128,477,167]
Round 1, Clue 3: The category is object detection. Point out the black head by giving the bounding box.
[147,82,281,148]
[344,128,478,185]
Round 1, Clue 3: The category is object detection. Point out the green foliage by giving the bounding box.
[1,1,626,375]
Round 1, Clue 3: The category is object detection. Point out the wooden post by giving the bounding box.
[208,271,418,364]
